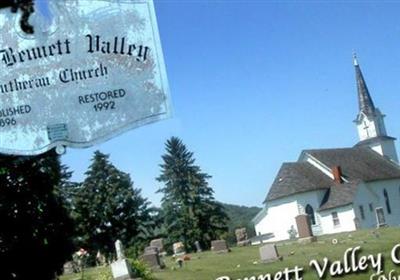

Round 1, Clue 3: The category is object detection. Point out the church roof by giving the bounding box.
[354,56,376,117]
[318,181,359,211]
[355,135,396,147]
[265,162,332,202]
[264,147,400,206]
[304,147,400,181]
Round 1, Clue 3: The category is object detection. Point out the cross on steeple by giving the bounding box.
[362,121,369,137]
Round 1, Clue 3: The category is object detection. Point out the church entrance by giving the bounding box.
[375,207,386,227]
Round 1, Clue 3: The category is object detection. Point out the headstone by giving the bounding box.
[144,246,158,254]
[211,240,229,253]
[63,261,75,275]
[235,228,248,242]
[194,241,202,253]
[150,238,164,253]
[235,228,251,246]
[111,259,134,280]
[141,249,163,269]
[173,242,185,256]
[111,240,135,280]
[259,244,280,263]
[115,240,125,260]
[295,214,317,243]
[96,250,106,266]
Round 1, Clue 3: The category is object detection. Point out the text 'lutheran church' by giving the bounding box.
[252,56,400,242]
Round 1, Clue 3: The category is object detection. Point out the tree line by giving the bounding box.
[0,136,229,279]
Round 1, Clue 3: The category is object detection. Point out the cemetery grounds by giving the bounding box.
[61,227,400,280]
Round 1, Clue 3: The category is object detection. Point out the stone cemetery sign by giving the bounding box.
[259,244,280,263]
[0,0,171,155]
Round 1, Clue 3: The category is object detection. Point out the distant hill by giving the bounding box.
[220,203,262,245]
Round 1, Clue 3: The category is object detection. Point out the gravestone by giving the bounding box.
[211,240,229,253]
[194,241,202,253]
[63,261,75,275]
[141,247,163,269]
[259,244,280,263]
[235,228,251,246]
[150,238,164,253]
[173,242,186,256]
[295,214,316,244]
[111,240,136,280]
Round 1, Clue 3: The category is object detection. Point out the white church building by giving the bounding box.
[252,57,400,242]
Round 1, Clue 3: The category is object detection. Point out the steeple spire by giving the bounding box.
[354,54,375,116]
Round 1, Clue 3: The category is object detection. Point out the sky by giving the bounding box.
[48,1,400,208]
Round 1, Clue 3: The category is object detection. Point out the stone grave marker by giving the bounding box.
[111,240,137,280]
[141,247,163,269]
[194,241,202,253]
[235,228,251,246]
[295,214,316,243]
[150,238,164,253]
[63,261,75,275]
[211,240,229,253]
[173,242,186,256]
[259,244,281,263]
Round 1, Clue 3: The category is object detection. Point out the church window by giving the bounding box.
[332,212,340,227]
[359,205,365,220]
[305,204,316,225]
[369,203,373,212]
[383,189,392,214]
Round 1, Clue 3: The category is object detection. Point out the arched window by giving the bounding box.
[384,189,391,214]
[305,204,316,225]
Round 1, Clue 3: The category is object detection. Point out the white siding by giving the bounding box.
[353,179,400,228]
[319,205,356,234]
[254,190,326,242]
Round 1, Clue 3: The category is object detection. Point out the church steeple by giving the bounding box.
[354,54,376,117]
[353,55,398,163]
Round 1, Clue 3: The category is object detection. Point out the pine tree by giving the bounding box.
[0,150,74,280]
[157,137,229,252]
[73,151,152,258]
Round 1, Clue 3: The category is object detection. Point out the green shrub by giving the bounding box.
[130,259,156,280]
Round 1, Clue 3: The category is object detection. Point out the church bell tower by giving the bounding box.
[353,55,398,163]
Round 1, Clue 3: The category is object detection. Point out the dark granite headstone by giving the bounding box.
[211,240,229,253]
[144,246,158,254]
[141,251,162,269]
[259,244,280,263]
[295,214,313,238]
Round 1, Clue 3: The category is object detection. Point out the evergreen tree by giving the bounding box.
[157,137,229,252]
[0,150,74,280]
[73,151,152,258]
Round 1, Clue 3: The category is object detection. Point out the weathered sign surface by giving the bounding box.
[0,0,171,155]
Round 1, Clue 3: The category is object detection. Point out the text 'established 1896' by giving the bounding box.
[0,0,171,155]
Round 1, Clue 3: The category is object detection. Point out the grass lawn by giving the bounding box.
[61,227,400,280]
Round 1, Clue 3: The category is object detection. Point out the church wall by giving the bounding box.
[319,205,356,234]
[254,197,298,242]
[353,179,400,228]
[254,190,326,242]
